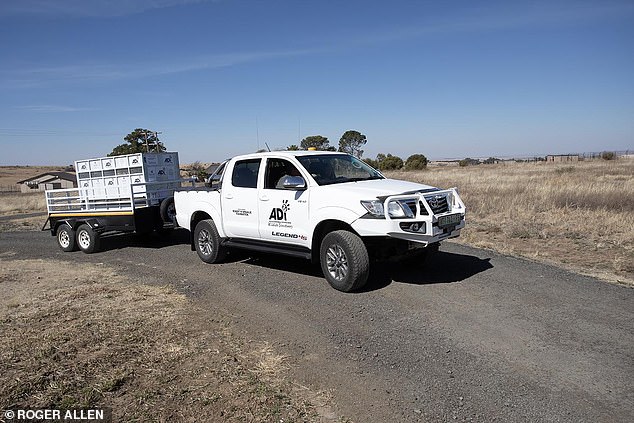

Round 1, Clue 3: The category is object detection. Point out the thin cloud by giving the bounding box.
[341,2,634,48]
[16,105,96,112]
[0,0,213,18]
[1,48,318,88]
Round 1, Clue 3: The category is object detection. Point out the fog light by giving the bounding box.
[399,222,426,233]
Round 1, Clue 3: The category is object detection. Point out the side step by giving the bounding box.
[223,238,311,260]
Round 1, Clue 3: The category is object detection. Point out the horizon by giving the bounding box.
[1,0,633,165]
[3,149,633,168]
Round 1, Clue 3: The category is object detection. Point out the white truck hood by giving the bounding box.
[317,178,438,201]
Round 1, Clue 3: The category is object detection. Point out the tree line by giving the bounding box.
[108,128,429,172]
[289,130,428,171]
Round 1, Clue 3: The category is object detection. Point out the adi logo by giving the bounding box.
[269,200,290,221]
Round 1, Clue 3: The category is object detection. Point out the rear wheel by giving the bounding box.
[320,230,369,292]
[76,224,100,254]
[160,197,176,224]
[56,224,77,252]
[194,219,225,263]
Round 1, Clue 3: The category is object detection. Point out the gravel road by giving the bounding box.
[1,230,632,422]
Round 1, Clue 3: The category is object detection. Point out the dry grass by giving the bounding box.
[0,257,340,422]
[0,192,47,216]
[386,158,634,285]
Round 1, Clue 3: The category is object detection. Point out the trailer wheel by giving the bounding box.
[194,219,225,263]
[160,197,176,224]
[320,230,369,292]
[56,224,78,252]
[76,224,100,254]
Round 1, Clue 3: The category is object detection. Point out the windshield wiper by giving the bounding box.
[343,176,384,183]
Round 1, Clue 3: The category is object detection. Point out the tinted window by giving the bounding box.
[231,159,261,188]
[264,158,302,189]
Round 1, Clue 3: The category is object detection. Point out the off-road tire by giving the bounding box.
[56,224,77,252]
[76,224,100,254]
[194,219,226,264]
[160,197,176,224]
[320,230,369,292]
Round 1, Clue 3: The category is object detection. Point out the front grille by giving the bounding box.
[424,194,449,214]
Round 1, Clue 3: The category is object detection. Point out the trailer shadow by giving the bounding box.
[238,249,493,292]
[98,229,190,251]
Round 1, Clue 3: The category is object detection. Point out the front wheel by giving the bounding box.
[320,230,369,292]
[193,219,226,263]
[56,224,77,252]
[76,224,100,254]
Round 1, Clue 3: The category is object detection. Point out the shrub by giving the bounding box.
[378,154,404,170]
[601,151,615,160]
[363,158,379,169]
[404,154,428,170]
[459,157,480,167]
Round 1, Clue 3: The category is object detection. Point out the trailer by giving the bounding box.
[43,152,193,253]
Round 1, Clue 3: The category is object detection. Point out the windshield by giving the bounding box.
[297,154,383,186]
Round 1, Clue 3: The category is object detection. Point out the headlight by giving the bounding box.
[387,200,414,218]
[361,200,384,217]
[361,200,414,219]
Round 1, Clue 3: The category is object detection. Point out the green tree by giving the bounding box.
[363,158,379,169]
[287,144,300,151]
[378,154,403,170]
[109,128,165,156]
[300,135,335,151]
[404,154,428,170]
[338,130,367,158]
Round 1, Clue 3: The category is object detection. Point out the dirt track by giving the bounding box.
[1,230,633,422]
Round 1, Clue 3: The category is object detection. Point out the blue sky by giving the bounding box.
[1,0,632,165]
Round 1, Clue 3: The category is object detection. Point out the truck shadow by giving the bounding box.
[238,250,493,292]
[361,251,493,292]
[98,229,191,251]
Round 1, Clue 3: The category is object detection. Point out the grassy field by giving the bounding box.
[0,257,340,422]
[386,158,634,285]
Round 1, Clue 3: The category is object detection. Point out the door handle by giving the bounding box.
[259,195,269,201]
[225,193,234,199]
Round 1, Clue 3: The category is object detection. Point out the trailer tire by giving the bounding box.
[56,224,78,252]
[160,197,176,224]
[194,219,225,263]
[320,230,369,292]
[76,224,100,254]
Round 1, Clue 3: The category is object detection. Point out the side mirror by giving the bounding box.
[281,176,306,190]
[205,174,222,188]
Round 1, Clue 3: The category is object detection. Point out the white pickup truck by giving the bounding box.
[174,151,465,292]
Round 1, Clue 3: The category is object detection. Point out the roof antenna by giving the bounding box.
[265,142,271,152]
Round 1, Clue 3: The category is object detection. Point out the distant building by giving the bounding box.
[546,154,579,163]
[17,171,77,193]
